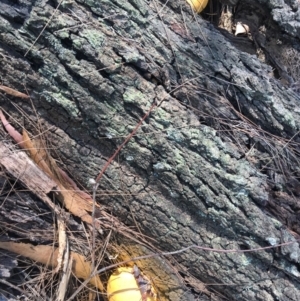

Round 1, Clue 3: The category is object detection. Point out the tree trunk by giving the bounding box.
[1,0,300,300]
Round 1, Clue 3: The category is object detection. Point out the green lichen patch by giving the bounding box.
[79,28,105,49]
[42,91,79,118]
[123,86,148,108]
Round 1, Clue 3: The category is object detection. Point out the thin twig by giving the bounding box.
[24,0,64,57]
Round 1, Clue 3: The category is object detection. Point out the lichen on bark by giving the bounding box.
[1,0,300,300]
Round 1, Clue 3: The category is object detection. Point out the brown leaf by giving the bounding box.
[0,241,104,291]
[21,130,101,229]
[22,129,55,179]
[0,85,29,99]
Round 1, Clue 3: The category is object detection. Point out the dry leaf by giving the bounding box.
[21,129,100,224]
[22,131,102,230]
[0,85,29,99]
[0,241,104,291]
[22,129,55,178]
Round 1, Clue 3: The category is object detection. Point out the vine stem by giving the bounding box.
[94,100,158,184]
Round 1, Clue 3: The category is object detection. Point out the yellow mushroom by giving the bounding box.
[107,266,156,301]
[186,0,209,13]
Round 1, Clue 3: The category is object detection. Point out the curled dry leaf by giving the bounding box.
[0,241,104,291]
[0,85,29,99]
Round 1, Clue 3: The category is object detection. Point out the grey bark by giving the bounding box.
[0,0,300,300]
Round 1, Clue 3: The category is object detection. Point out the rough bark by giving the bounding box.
[0,0,300,300]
